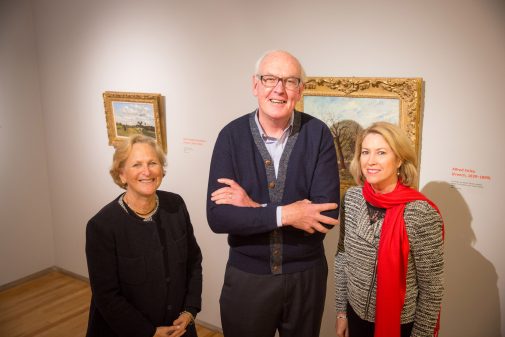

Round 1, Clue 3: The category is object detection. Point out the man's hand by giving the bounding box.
[211,178,261,208]
[281,199,339,234]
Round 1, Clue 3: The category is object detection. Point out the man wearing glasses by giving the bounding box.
[207,50,340,337]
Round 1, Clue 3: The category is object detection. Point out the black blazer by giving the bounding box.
[85,191,202,337]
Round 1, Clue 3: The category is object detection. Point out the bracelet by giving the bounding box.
[179,311,195,325]
[337,314,347,319]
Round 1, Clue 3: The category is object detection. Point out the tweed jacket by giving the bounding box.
[85,191,202,337]
[334,186,443,337]
[207,110,339,275]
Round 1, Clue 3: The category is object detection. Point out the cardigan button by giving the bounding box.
[268,181,276,189]
[265,159,272,166]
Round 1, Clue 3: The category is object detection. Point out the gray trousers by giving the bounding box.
[219,258,327,337]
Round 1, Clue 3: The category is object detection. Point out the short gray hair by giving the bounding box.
[254,50,306,83]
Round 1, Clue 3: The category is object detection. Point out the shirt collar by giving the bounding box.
[254,109,294,141]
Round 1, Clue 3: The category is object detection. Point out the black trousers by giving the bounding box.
[219,258,328,337]
[347,303,414,337]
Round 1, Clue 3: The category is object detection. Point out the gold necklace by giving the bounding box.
[133,206,156,216]
[124,196,157,216]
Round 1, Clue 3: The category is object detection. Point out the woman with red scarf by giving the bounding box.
[334,122,444,337]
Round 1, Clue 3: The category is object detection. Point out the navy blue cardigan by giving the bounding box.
[207,111,339,274]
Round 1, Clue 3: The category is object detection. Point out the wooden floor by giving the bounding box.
[0,271,223,337]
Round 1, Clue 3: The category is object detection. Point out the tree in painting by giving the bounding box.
[330,119,362,170]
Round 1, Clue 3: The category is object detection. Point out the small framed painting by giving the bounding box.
[103,91,166,152]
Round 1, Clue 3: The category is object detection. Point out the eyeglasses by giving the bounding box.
[257,75,301,90]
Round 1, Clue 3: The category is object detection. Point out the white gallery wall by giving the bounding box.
[0,0,55,284]
[1,0,504,336]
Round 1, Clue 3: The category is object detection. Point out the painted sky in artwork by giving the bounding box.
[112,101,155,126]
[303,96,400,128]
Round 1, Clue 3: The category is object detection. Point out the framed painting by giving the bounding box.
[103,91,166,152]
[296,77,423,192]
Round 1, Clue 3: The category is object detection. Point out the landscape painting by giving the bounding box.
[103,91,166,152]
[112,101,157,139]
[296,77,423,192]
[304,96,400,187]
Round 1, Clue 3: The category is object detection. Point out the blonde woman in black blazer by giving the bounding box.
[86,135,202,337]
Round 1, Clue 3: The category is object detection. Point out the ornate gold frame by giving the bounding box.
[296,77,423,192]
[103,91,166,152]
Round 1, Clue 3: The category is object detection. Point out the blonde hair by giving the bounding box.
[109,134,166,189]
[349,122,418,187]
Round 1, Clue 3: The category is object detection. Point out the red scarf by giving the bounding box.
[362,181,444,337]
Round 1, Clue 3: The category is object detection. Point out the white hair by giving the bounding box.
[254,50,306,82]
